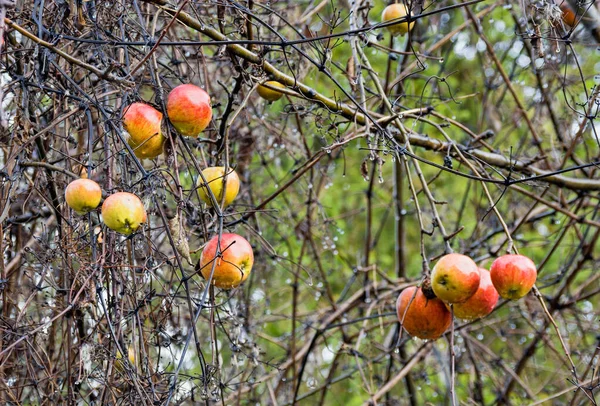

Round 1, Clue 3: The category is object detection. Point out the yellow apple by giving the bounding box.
[101,192,147,235]
[198,166,240,208]
[257,81,286,102]
[382,3,415,36]
[431,253,480,303]
[65,178,102,215]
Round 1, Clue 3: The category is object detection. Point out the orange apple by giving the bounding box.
[257,81,286,101]
[396,286,452,340]
[490,254,537,300]
[122,102,165,159]
[198,166,240,208]
[431,253,480,303]
[65,178,102,215]
[199,233,254,289]
[167,84,212,137]
[381,3,415,36]
[101,192,147,235]
[560,3,578,27]
[451,268,499,320]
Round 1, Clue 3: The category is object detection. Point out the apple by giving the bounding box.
[451,268,499,320]
[560,3,578,27]
[122,102,165,159]
[431,253,480,303]
[381,3,415,36]
[257,81,286,102]
[101,192,147,235]
[167,84,212,137]
[199,233,254,289]
[73,164,88,179]
[198,166,240,209]
[490,254,537,300]
[115,345,136,373]
[396,286,452,340]
[65,178,102,215]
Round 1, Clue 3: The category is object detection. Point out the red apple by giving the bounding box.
[396,286,452,340]
[431,253,480,303]
[101,192,147,235]
[199,233,254,289]
[122,102,165,159]
[490,254,537,300]
[65,178,102,215]
[167,84,212,137]
[451,268,499,320]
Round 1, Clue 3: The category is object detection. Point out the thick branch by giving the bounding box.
[139,0,600,191]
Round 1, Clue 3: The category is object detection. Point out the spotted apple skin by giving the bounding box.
[396,286,452,340]
[490,255,537,300]
[451,268,499,320]
[199,233,254,289]
[167,84,212,137]
[431,253,480,303]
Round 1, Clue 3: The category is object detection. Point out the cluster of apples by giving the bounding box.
[64,84,214,234]
[64,83,255,290]
[65,179,147,235]
[191,80,294,288]
[122,83,213,159]
[195,167,254,290]
[396,253,538,340]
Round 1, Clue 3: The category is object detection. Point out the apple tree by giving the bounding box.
[0,0,599,404]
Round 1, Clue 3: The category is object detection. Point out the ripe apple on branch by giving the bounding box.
[396,286,452,340]
[198,233,254,290]
[381,3,415,36]
[101,192,147,235]
[65,178,102,216]
[167,84,213,137]
[122,102,165,159]
[197,166,240,209]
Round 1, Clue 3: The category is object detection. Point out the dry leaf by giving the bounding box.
[346,56,356,92]
[168,213,192,265]
[361,159,369,181]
